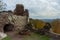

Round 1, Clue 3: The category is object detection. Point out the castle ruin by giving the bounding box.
[0,4,29,33]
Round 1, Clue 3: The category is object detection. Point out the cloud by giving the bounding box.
[28,0,60,19]
[3,0,60,19]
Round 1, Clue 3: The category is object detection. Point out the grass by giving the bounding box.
[2,33,50,40]
[23,33,50,40]
[2,36,12,40]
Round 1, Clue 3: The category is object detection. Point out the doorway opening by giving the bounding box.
[3,23,14,33]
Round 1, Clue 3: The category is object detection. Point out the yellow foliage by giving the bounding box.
[52,19,60,34]
[34,20,45,29]
[29,19,45,29]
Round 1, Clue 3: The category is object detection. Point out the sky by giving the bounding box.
[2,0,60,19]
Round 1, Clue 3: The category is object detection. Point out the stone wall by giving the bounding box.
[13,4,29,31]
[0,12,9,32]
[0,4,29,33]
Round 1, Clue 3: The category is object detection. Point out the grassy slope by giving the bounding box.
[2,33,50,40]
[23,33,50,40]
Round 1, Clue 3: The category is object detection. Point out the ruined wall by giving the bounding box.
[0,12,9,32]
[0,4,29,33]
[24,9,29,24]
[14,4,24,16]
[14,4,29,31]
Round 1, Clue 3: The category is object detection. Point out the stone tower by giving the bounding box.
[14,4,24,16]
[8,4,29,32]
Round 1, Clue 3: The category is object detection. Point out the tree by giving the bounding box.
[52,19,60,34]
[0,0,7,11]
[29,18,45,29]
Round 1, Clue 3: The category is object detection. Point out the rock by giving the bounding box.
[0,4,29,33]
[0,32,7,40]
[0,13,9,32]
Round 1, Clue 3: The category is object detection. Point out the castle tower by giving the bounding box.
[14,4,24,16]
[0,4,29,33]
[8,4,29,32]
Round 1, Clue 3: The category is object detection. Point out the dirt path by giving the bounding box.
[6,31,24,40]
[5,31,60,40]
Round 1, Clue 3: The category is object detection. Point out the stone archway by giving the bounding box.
[3,23,14,33]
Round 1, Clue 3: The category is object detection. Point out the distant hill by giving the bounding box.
[40,19,54,23]
[29,18,54,23]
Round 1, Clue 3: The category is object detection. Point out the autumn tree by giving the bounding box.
[29,18,45,30]
[52,19,60,34]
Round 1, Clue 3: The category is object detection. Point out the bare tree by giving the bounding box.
[0,0,7,11]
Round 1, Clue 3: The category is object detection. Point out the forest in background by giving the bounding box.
[29,18,60,34]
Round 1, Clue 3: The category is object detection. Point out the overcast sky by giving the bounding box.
[2,0,60,19]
